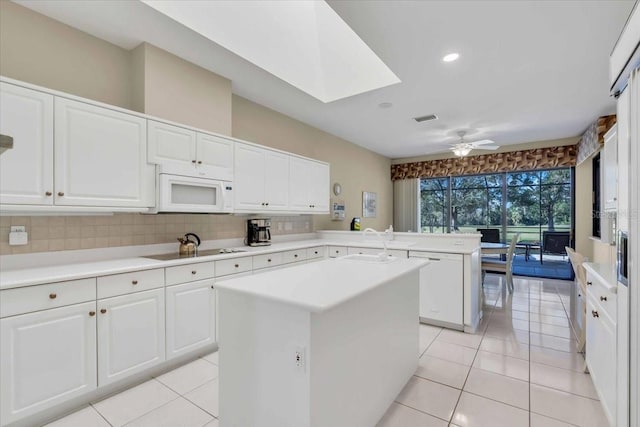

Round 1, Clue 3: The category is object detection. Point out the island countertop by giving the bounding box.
[215,256,427,313]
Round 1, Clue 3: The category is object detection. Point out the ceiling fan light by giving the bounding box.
[453,146,471,157]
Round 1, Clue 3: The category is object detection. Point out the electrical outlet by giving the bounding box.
[9,226,28,246]
[295,346,305,372]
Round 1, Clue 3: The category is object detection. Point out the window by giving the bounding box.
[419,168,574,245]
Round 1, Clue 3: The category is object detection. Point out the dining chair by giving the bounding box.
[566,246,587,353]
[481,233,519,293]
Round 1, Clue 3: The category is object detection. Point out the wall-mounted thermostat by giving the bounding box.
[332,201,345,221]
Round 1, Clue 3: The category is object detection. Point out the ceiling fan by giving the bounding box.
[450,131,500,157]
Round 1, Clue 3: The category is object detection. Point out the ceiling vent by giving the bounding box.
[413,114,438,123]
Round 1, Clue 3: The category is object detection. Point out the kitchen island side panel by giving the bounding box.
[217,289,312,427]
[309,270,419,427]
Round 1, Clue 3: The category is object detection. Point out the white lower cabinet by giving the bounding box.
[166,280,216,360]
[410,252,463,328]
[97,289,165,386]
[0,302,97,426]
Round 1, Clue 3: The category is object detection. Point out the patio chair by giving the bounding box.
[482,233,519,293]
[541,231,571,264]
[477,228,500,243]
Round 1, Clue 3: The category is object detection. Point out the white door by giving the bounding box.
[54,98,155,207]
[0,82,54,205]
[148,120,197,167]
[166,280,216,360]
[288,156,311,211]
[417,254,463,327]
[264,150,289,210]
[308,160,330,212]
[234,143,266,210]
[97,289,165,386]
[0,302,97,426]
[196,133,234,180]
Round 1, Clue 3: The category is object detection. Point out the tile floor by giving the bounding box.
[44,274,606,427]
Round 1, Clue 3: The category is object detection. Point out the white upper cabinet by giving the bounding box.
[148,120,196,167]
[602,124,618,212]
[148,120,234,180]
[289,156,330,213]
[234,142,289,212]
[0,83,54,205]
[55,98,154,207]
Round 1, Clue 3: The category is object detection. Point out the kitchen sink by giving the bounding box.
[143,248,247,261]
[337,254,398,263]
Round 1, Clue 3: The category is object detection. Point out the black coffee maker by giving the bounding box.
[247,218,272,246]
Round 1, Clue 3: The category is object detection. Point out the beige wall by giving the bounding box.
[392,137,579,164]
[0,0,132,109]
[131,43,232,136]
[575,151,618,264]
[232,95,393,231]
[0,1,393,254]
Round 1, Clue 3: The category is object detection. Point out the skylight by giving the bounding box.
[142,0,401,103]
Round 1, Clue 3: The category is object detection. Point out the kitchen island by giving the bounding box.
[215,255,427,427]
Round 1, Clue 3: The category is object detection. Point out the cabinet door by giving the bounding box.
[196,133,234,181]
[308,160,330,212]
[148,120,197,167]
[0,302,97,426]
[234,143,266,210]
[288,156,311,211]
[55,98,154,207]
[0,83,54,205]
[264,150,289,210]
[97,289,165,386]
[166,280,216,360]
[418,256,463,327]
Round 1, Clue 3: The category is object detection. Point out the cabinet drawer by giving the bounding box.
[282,249,308,264]
[306,246,326,260]
[166,261,215,285]
[253,252,284,270]
[97,268,165,299]
[586,276,617,321]
[0,278,96,318]
[215,257,253,277]
[328,246,347,258]
[348,247,408,258]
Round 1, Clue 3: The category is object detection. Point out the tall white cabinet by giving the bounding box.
[0,83,54,205]
[0,302,97,426]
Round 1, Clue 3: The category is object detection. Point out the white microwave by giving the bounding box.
[154,165,233,213]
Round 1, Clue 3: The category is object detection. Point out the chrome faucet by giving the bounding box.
[363,228,389,259]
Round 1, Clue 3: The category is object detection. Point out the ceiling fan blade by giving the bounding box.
[469,139,495,146]
[474,145,500,150]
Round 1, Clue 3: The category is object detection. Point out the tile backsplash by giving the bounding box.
[0,214,312,255]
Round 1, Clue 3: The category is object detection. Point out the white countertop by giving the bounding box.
[583,262,618,293]
[0,235,479,290]
[215,257,427,312]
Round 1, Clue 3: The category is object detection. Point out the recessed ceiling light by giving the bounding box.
[378,102,393,109]
[442,53,460,63]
